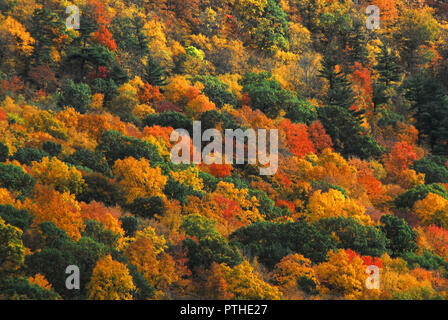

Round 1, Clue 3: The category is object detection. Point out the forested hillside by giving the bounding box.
[1,0,448,300]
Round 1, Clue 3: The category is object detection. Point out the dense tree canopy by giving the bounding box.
[2,0,448,301]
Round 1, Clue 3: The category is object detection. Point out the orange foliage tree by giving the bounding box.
[123,226,178,295]
[91,1,117,51]
[80,201,124,237]
[24,185,84,241]
[271,254,318,295]
[423,225,448,258]
[205,261,282,300]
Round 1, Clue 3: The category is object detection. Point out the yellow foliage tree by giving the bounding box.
[31,157,85,194]
[286,149,362,198]
[170,167,204,192]
[307,189,372,225]
[132,104,155,120]
[185,94,216,119]
[91,93,104,110]
[379,253,437,299]
[271,254,319,295]
[413,193,448,227]
[0,16,35,55]
[0,187,18,206]
[113,157,167,203]
[204,262,236,300]
[123,226,177,293]
[213,181,262,225]
[216,261,282,300]
[316,250,367,299]
[217,74,243,100]
[164,75,202,106]
[87,255,136,300]
[143,19,174,70]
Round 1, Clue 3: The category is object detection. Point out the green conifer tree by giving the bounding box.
[144,54,167,88]
[375,44,401,86]
[319,55,364,122]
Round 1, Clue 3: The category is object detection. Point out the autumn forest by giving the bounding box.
[1,0,448,300]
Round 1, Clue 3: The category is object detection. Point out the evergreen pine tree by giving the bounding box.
[402,71,448,154]
[133,16,149,57]
[111,15,149,57]
[144,54,167,87]
[375,44,401,86]
[30,8,66,65]
[319,55,365,122]
[347,17,369,65]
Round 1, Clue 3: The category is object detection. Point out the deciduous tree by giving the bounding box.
[87,254,135,300]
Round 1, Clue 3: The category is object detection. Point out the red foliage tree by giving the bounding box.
[280,119,316,158]
[87,66,108,81]
[308,121,333,153]
[155,100,182,113]
[276,199,295,215]
[384,141,419,176]
[0,110,7,121]
[138,83,165,105]
[274,172,292,189]
[346,249,382,268]
[351,62,373,98]
[201,163,232,178]
[1,76,24,96]
[91,1,117,51]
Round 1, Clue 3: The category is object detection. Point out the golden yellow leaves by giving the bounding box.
[182,181,262,236]
[132,104,155,120]
[207,261,282,300]
[142,19,174,71]
[307,189,372,225]
[413,193,448,227]
[91,93,104,111]
[87,255,136,300]
[31,157,85,194]
[163,75,216,119]
[379,253,438,299]
[170,167,204,192]
[185,94,215,119]
[214,181,262,225]
[236,0,268,17]
[316,250,367,299]
[0,16,35,55]
[0,187,19,207]
[123,226,177,295]
[272,254,318,296]
[113,157,167,203]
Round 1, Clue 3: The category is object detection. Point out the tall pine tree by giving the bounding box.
[402,71,448,154]
[144,54,167,88]
[30,8,66,66]
[375,44,401,87]
[372,44,402,111]
[346,16,369,65]
[319,55,365,122]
